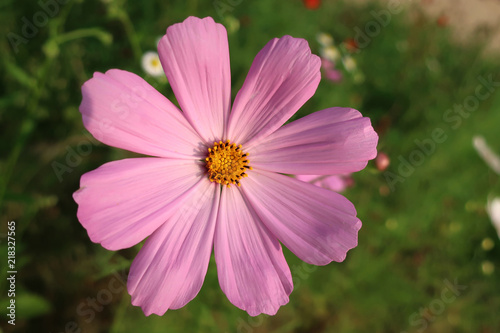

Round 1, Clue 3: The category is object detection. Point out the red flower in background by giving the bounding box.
[437,14,449,27]
[303,0,321,10]
[343,38,359,53]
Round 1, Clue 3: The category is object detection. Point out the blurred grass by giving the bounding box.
[1,0,499,332]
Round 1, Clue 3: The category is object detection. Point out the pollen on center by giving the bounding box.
[206,140,252,187]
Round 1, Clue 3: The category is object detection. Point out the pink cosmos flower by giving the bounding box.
[321,57,343,83]
[73,16,378,317]
[296,174,354,192]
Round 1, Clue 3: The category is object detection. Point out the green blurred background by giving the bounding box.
[1,0,499,332]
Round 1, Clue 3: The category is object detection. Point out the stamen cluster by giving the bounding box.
[206,140,252,187]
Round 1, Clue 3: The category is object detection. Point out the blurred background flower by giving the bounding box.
[141,51,164,78]
[296,174,354,193]
[473,135,500,175]
[321,57,343,83]
[223,15,240,35]
[316,31,364,84]
[303,0,321,10]
[487,197,500,239]
[375,152,390,171]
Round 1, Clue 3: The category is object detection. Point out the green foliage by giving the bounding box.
[1,0,499,332]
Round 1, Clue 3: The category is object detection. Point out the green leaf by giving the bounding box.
[0,292,52,320]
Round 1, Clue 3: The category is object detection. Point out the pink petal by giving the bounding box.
[158,16,231,144]
[215,187,292,316]
[80,69,203,158]
[127,180,220,316]
[296,174,352,192]
[242,170,362,265]
[227,36,321,148]
[295,174,318,183]
[320,174,353,192]
[248,107,378,175]
[73,158,204,250]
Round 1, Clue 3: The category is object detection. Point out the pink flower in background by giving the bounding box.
[321,57,343,83]
[316,34,364,84]
[375,152,390,171]
[73,16,378,317]
[296,174,354,192]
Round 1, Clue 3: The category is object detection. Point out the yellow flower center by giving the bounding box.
[151,58,160,68]
[206,140,252,187]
